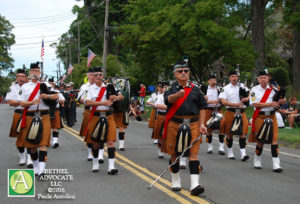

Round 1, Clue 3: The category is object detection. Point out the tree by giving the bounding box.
[0,14,15,71]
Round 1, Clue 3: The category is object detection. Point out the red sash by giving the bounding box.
[162,83,194,139]
[84,87,106,137]
[251,88,272,132]
[21,83,41,128]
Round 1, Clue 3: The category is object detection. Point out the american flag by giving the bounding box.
[41,38,44,62]
[67,63,74,75]
[87,49,96,67]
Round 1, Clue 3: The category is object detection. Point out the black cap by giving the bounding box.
[258,70,268,76]
[229,70,238,76]
[208,75,216,80]
[48,77,54,82]
[30,62,40,69]
[87,67,94,73]
[93,66,102,73]
[16,69,27,75]
[174,60,188,70]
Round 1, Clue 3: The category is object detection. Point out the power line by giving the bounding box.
[13,17,74,28]
[16,34,61,40]
[9,12,72,21]
[13,40,59,46]
[12,15,74,25]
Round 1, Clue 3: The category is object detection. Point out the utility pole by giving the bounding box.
[77,21,81,64]
[102,0,109,77]
[69,39,72,81]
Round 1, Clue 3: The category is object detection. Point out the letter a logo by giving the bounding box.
[8,169,35,197]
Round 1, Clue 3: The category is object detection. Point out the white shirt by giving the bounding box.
[77,82,91,101]
[85,83,110,111]
[147,92,159,104]
[5,83,24,110]
[155,93,166,112]
[206,86,221,108]
[219,83,248,109]
[18,81,53,111]
[56,92,65,108]
[249,84,275,112]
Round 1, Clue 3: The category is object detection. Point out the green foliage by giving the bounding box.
[0,76,13,96]
[0,15,15,71]
[283,0,300,32]
[268,67,290,87]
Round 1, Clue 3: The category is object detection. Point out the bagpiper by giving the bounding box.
[6,69,33,168]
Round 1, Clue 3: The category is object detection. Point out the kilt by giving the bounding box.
[166,116,202,156]
[19,113,51,148]
[222,110,248,136]
[80,109,91,136]
[10,112,22,138]
[148,109,156,128]
[204,109,224,132]
[113,112,128,129]
[85,114,116,144]
[154,114,168,152]
[249,114,278,144]
[50,109,61,129]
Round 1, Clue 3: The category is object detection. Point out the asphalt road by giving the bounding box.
[1,104,300,204]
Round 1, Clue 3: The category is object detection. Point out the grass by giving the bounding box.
[278,128,300,144]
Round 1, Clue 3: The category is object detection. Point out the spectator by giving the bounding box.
[129,99,142,121]
[279,96,300,128]
[138,84,146,113]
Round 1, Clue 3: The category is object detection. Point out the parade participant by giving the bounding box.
[249,71,285,172]
[18,62,58,178]
[138,84,146,113]
[164,61,207,196]
[147,86,159,144]
[6,69,33,168]
[64,83,76,127]
[78,68,95,161]
[152,82,167,158]
[85,67,119,174]
[202,75,225,155]
[219,71,250,161]
[49,79,65,148]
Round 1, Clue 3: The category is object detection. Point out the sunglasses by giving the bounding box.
[94,73,103,76]
[176,69,189,73]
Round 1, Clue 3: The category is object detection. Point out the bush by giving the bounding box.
[268,67,290,87]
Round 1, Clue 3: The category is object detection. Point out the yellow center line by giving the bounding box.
[63,127,210,204]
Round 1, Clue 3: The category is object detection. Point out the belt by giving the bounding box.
[158,111,166,115]
[259,110,275,116]
[94,111,112,116]
[14,109,22,114]
[84,106,90,110]
[171,117,198,124]
[227,108,245,113]
[206,107,222,111]
[26,111,49,116]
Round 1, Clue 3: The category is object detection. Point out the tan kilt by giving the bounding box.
[113,112,128,129]
[20,114,51,148]
[80,109,91,136]
[248,114,278,144]
[154,114,168,152]
[148,109,156,128]
[10,112,22,138]
[166,116,202,156]
[50,109,61,129]
[222,110,248,136]
[85,114,116,144]
[205,109,224,132]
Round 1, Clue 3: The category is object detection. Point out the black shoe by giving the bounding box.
[254,166,262,169]
[98,159,104,164]
[228,157,235,160]
[241,155,249,162]
[92,169,99,173]
[172,187,181,192]
[87,158,92,161]
[191,185,205,196]
[52,143,59,148]
[19,163,26,166]
[218,150,225,155]
[27,164,33,168]
[207,150,213,154]
[119,148,125,151]
[273,168,283,173]
[108,169,118,175]
[158,156,164,159]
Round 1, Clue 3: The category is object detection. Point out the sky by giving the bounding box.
[0,0,84,78]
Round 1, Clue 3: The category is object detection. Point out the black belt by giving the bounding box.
[14,109,22,114]
[227,108,245,113]
[171,117,198,124]
[206,107,222,111]
[158,111,166,115]
[259,110,275,116]
[94,111,112,116]
[26,111,49,116]
[85,106,90,110]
